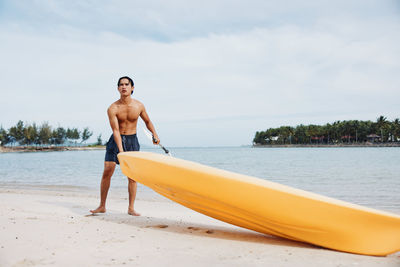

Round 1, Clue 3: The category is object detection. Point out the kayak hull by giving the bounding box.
[118,151,400,256]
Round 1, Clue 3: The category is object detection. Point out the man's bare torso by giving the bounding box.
[109,99,143,135]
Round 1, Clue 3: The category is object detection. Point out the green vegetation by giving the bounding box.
[0,120,94,146]
[253,116,400,145]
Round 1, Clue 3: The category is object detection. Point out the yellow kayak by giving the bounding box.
[118,151,400,256]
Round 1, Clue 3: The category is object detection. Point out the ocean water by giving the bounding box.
[0,147,399,213]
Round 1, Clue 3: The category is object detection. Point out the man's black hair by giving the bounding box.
[118,76,135,95]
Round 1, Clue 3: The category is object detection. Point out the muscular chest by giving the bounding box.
[116,105,141,122]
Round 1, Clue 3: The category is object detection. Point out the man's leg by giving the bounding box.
[127,178,140,216]
[90,161,116,213]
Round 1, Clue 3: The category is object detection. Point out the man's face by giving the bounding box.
[118,78,133,96]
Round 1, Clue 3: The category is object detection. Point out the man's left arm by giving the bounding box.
[140,106,160,144]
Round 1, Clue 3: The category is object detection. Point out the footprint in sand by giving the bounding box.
[145,224,168,229]
[206,230,214,234]
[154,224,168,229]
[187,226,200,231]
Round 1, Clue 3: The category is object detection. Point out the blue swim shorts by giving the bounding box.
[105,134,140,164]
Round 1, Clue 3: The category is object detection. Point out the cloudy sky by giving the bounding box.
[0,0,399,147]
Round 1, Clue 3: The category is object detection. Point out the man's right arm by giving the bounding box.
[107,106,124,152]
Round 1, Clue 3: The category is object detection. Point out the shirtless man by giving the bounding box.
[90,76,160,216]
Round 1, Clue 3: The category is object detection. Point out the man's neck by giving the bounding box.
[119,95,132,104]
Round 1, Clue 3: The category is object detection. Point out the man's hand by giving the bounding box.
[152,135,160,145]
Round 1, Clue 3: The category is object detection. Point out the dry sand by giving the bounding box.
[1,187,399,267]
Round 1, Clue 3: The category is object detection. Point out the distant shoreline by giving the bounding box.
[2,143,400,153]
[0,145,105,153]
[253,143,400,148]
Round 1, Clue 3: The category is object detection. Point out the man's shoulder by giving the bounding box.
[130,99,145,110]
[107,100,122,115]
[132,98,144,106]
[108,101,119,110]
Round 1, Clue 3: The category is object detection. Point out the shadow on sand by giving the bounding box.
[49,199,318,251]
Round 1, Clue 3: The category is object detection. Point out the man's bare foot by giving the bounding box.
[90,206,106,214]
[128,209,140,216]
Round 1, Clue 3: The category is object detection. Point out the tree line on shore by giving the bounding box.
[0,120,99,146]
[253,116,400,145]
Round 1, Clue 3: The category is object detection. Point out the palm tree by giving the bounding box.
[22,123,38,145]
[81,127,93,144]
[392,118,400,142]
[8,120,25,145]
[306,125,320,144]
[0,126,11,146]
[376,116,388,142]
[294,124,307,144]
[38,122,52,145]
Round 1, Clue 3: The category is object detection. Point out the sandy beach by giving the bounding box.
[0,186,399,267]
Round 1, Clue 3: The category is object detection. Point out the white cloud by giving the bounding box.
[4,0,400,40]
[1,1,399,146]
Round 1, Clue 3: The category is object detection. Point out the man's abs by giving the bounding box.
[117,119,138,135]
